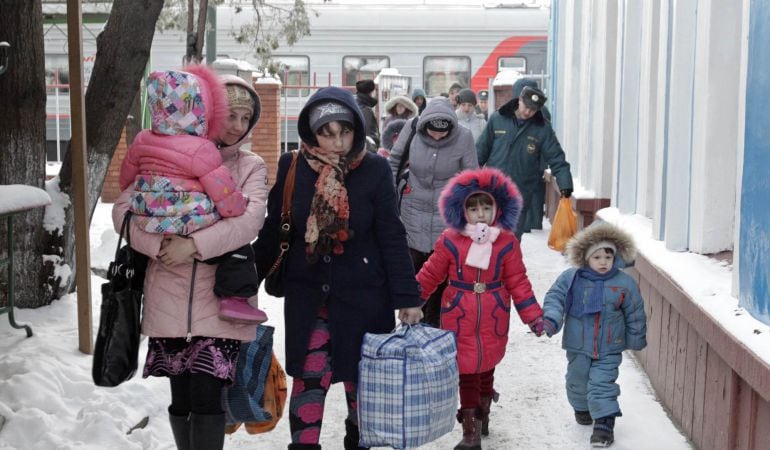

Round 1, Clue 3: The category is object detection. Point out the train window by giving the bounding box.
[271,55,310,97]
[45,54,69,93]
[342,56,390,87]
[423,56,471,97]
[498,56,527,73]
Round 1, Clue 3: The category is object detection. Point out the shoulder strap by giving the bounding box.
[281,150,299,218]
[396,118,418,178]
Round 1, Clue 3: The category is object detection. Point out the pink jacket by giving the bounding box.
[417,229,541,374]
[113,145,268,341]
[119,131,248,218]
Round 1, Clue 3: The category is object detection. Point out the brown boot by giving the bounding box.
[453,408,482,450]
[478,392,498,436]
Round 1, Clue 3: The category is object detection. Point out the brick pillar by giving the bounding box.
[251,81,282,186]
[100,128,127,203]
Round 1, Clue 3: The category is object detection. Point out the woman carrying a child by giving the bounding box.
[112,66,268,449]
[253,86,423,450]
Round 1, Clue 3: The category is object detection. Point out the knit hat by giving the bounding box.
[355,79,376,95]
[585,241,617,262]
[456,88,477,106]
[520,86,547,110]
[425,117,453,132]
[308,101,355,134]
[478,90,489,101]
[225,84,255,112]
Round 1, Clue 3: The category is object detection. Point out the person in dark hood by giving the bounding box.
[448,82,464,108]
[253,86,423,450]
[411,87,427,115]
[354,79,380,152]
[477,81,573,240]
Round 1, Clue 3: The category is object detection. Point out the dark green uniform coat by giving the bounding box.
[476,98,573,235]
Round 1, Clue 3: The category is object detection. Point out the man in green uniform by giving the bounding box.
[476,82,573,240]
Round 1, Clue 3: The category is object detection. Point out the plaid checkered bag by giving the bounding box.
[358,323,458,449]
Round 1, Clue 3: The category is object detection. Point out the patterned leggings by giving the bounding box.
[289,305,359,445]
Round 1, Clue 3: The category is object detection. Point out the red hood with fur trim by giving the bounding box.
[438,167,523,233]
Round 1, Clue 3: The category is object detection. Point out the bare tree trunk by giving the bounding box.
[194,0,209,64]
[0,0,48,308]
[48,0,164,301]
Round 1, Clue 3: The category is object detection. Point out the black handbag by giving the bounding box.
[92,212,147,387]
[264,150,299,297]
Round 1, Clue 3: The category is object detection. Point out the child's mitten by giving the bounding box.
[543,317,558,337]
[528,316,544,336]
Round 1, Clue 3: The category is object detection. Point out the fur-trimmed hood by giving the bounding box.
[565,222,637,267]
[439,167,523,232]
[384,95,419,117]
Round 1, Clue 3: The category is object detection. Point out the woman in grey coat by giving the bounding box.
[388,97,478,325]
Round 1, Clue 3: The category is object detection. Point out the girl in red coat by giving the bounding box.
[416,167,545,450]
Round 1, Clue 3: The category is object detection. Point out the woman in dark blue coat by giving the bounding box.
[253,86,423,450]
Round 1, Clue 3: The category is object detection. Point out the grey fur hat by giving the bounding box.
[565,222,637,267]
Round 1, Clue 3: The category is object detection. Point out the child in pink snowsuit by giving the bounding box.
[416,167,545,450]
[119,65,266,324]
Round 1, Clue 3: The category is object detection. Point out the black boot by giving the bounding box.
[574,410,593,425]
[590,416,615,447]
[168,410,190,450]
[288,444,321,450]
[454,408,482,450]
[189,413,225,450]
[344,419,370,450]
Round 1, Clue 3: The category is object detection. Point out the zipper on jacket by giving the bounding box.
[476,268,483,373]
[186,260,198,342]
[593,314,600,358]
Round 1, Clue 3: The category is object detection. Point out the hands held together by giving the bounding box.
[529,316,557,337]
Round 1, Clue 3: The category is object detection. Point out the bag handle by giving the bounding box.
[109,212,136,280]
[266,151,299,278]
[395,117,418,181]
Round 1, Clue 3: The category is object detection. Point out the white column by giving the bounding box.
[688,0,741,253]
[613,0,644,213]
[560,0,584,170]
[652,0,672,239]
[637,0,662,218]
[584,0,618,199]
[663,0,698,251]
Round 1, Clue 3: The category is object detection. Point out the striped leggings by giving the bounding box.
[289,305,358,445]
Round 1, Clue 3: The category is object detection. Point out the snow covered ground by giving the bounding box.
[0,201,692,450]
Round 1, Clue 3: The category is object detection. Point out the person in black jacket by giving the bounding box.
[253,86,423,450]
[354,79,380,152]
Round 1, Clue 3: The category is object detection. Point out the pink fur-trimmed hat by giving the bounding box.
[147,64,228,139]
[439,167,523,232]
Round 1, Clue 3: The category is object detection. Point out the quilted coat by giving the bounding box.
[112,75,268,342]
[119,66,248,234]
[542,223,647,358]
[388,98,478,253]
[416,168,542,374]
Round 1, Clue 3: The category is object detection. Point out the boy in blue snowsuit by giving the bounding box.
[542,222,647,448]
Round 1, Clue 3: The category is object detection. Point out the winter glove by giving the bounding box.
[528,317,544,337]
[560,188,573,198]
[543,317,558,337]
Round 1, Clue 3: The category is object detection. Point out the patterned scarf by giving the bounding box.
[301,144,365,263]
[566,267,619,317]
